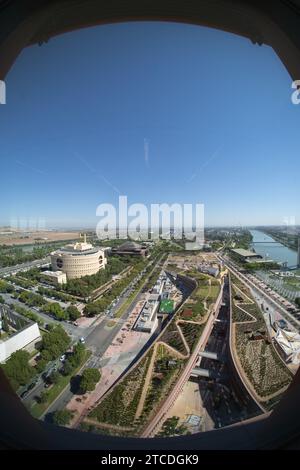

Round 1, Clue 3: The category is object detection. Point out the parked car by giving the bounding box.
[79,337,85,344]
[27,381,37,392]
[60,354,66,362]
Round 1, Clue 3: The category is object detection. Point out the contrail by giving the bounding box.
[15,159,49,177]
[74,151,121,195]
[144,138,150,168]
[186,145,222,183]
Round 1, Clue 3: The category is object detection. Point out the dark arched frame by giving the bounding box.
[0,0,300,450]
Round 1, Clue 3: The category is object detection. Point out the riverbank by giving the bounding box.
[250,229,298,268]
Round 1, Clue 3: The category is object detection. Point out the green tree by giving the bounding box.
[0,295,5,304]
[69,342,86,368]
[65,305,80,321]
[62,343,86,375]
[52,409,73,426]
[295,297,300,308]
[40,349,52,362]
[36,358,48,373]
[48,370,60,384]
[39,390,50,404]
[79,368,101,393]
[0,280,14,293]
[40,326,70,360]
[44,302,67,321]
[2,350,34,389]
[1,316,9,332]
[158,416,189,436]
[62,359,74,376]
[84,303,102,317]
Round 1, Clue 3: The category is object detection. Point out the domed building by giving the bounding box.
[50,234,107,280]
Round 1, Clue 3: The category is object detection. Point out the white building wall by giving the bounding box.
[51,249,107,279]
[0,322,41,363]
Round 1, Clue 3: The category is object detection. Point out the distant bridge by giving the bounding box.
[252,241,281,244]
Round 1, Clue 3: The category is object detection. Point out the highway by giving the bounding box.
[0,257,50,277]
[217,254,300,331]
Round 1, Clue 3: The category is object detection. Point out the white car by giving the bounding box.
[79,337,85,344]
[60,354,66,362]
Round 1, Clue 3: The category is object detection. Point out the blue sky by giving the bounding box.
[1,21,299,229]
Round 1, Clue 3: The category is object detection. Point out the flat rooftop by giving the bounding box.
[53,247,101,256]
[159,299,174,314]
[42,270,64,277]
[231,248,262,258]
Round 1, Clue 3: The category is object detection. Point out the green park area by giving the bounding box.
[179,273,220,322]
[87,343,185,436]
[230,273,293,408]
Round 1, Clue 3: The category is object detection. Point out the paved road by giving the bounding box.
[21,358,62,404]
[0,257,50,276]
[2,294,83,339]
[217,254,300,331]
[42,296,146,419]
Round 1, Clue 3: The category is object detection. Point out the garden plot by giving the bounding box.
[230,273,293,406]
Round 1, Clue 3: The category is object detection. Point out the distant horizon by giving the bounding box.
[1,223,299,232]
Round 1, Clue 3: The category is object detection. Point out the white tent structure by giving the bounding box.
[274,329,300,365]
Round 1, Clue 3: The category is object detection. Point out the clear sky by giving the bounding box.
[1,21,299,229]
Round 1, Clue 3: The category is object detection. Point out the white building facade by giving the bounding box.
[0,306,41,363]
[50,235,107,280]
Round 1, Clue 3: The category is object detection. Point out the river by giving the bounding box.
[249,229,297,267]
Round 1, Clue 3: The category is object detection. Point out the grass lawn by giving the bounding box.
[195,284,210,300]
[208,284,221,301]
[29,350,91,419]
